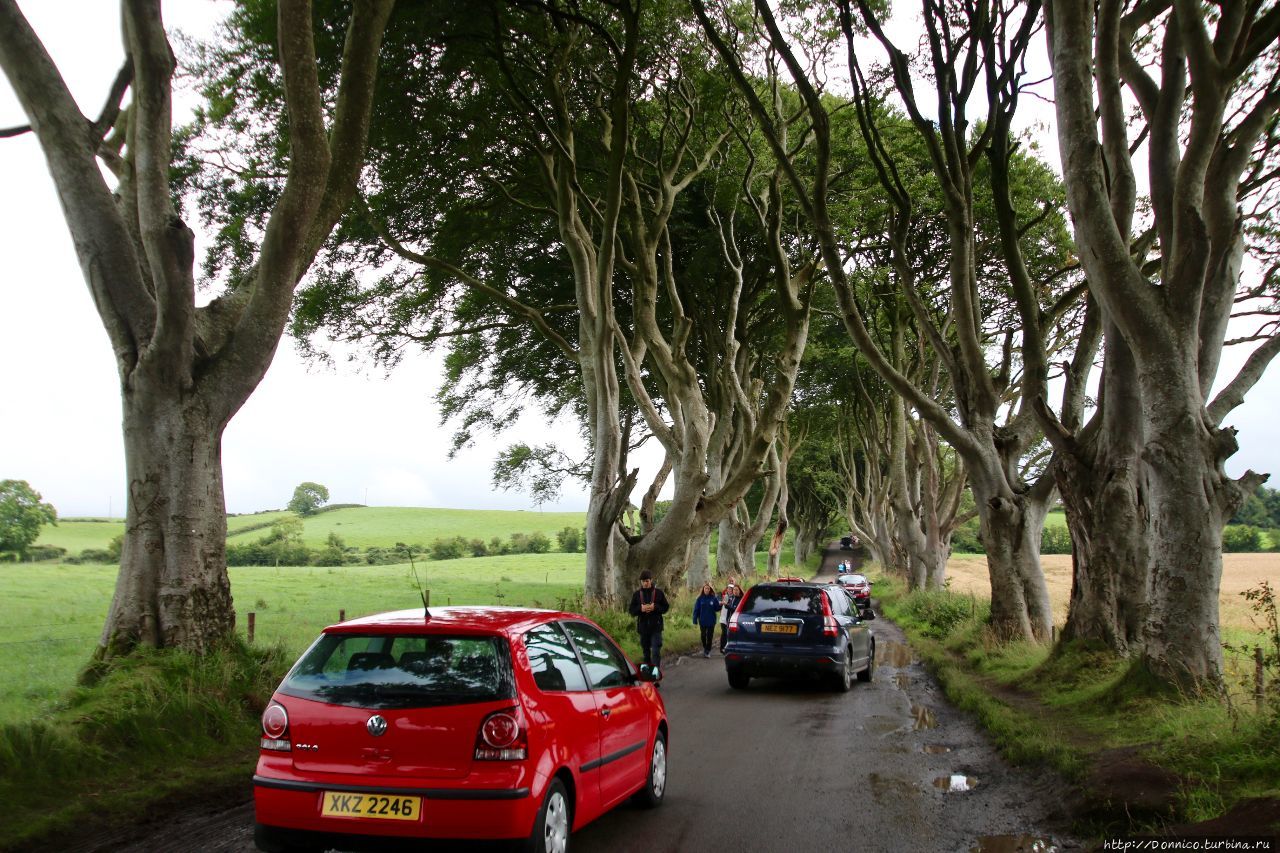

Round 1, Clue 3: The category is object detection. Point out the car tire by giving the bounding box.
[833,648,854,692]
[728,671,750,690]
[524,777,571,853]
[858,641,875,683]
[633,730,667,808]
[253,823,321,853]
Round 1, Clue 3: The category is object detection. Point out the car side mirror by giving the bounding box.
[635,668,659,683]
[860,609,876,621]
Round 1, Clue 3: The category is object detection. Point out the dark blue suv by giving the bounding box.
[724,579,875,691]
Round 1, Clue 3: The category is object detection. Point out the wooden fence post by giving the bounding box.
[248,612,255,644]
[339,609,345,622]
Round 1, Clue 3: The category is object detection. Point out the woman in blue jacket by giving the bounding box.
[692,582,721,658]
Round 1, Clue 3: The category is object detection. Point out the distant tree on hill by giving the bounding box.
[288,483,330,516]
[0,479,58,557]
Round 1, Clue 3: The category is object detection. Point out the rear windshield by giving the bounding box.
[743,586,823,616]
[278,633,514,709]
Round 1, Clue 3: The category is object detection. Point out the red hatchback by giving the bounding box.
[253,607,668,853]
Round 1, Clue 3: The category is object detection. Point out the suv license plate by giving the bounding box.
[760,623,798,634]
[321,791,421,822]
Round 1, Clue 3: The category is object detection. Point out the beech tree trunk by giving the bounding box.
[1055,327,1147,653]
[104,391,232,655]
[1046,0,1278,689]
[1138,364,1230,684]
[0,0,393,657]
[970,452,1054,642]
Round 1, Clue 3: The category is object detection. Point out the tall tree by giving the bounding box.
[200,1,815,596]
[1045,0,1279,687]
[0,0,393,656]
[0,479,58,557]
[696,0,1083,638]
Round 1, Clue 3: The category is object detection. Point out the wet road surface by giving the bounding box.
[87,547,1080,853]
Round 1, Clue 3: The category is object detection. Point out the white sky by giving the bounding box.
[0,2,1276,520]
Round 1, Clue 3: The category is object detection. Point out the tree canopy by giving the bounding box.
[287,482,330,516]
[0,479,57,557]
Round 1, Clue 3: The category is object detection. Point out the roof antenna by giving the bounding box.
[400,542,431,620]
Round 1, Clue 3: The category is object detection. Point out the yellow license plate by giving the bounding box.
[761,623,798,634]
[321,791,421,822]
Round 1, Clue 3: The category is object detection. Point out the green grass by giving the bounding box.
[251,506,587,548]
[33,519,124,553]
[34,506,589,555]
[0,555,588,726]
[0,640,286,849]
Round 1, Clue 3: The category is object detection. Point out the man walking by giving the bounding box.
[628,570,670,678]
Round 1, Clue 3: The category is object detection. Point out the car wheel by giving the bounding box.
[253,823,320,853]
[833,648,854,692]
[634,730,667,808]
[728,671,750,690]
[524,777,571,853]
[858,641,875,682]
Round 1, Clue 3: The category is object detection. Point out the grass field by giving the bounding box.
[0,553,589,726]
[274,506,586,548]
[34,506,589,554]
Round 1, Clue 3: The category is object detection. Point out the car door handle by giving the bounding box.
[600,708,611,718]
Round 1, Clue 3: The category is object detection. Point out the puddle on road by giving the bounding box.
[934,774,978,792]
[868,772,918,804]
[922,744,951,754]
[911,704,937,730]
[969,835,1060,853]
[879,641,918,667]
[892,672,911,688]
[865,715,903,736]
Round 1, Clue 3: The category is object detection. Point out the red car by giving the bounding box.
[837,573,873,610]
[253,607,668,853]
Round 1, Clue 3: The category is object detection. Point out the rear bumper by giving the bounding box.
[253,770,540,841]
[724,643,845,678]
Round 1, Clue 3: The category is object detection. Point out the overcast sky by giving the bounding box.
[1,2,1277,520]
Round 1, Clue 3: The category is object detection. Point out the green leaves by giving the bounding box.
[287,482,330,516]
[0,480,58,557]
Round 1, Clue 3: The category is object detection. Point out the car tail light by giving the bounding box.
[821,593,839,638]
[261,702,291,752]
[728,594,746,634]
[475,707,528,761]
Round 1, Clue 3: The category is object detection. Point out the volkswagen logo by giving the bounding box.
[366,715,388,737]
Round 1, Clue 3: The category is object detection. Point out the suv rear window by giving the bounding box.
[742,586,824,616]
[279,633,514,709]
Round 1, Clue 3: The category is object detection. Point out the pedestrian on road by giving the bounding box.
[692,582,721,657]
[628,570,670,677]
[718,578,745,653]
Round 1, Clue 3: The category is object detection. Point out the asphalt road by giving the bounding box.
[78,547,1080,853]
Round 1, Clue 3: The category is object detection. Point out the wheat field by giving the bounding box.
[943,552,1280,632]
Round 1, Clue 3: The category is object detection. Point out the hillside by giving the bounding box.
[36,505,588,553]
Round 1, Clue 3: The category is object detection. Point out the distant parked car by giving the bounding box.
[724,579,875,691]
[837,573,872,611]
[253,607,668,853]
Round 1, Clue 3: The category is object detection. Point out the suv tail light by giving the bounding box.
[728,592,746,634]
[475,707,528,761]
[261,701,291,752]
[821,593,840,638]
